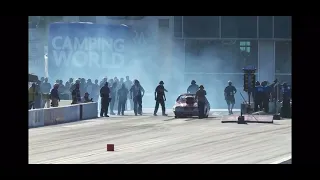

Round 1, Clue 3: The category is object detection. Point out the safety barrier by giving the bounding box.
[80,102,98,120]
[28,109,45,128]
[28,102,98,128]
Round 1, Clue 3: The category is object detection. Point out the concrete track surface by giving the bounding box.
[29,109,291,164]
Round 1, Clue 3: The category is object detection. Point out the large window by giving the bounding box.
[274,16,291,39]
[174,16,182,38]
[258,16,273,38]
[183,16,220,38]
[275,41,291,74]
[221,16,257,38]
[184,40,258,73]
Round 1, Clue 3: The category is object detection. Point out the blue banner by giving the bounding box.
[48,22,140,80]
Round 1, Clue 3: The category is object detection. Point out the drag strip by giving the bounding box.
[29,110,291,164]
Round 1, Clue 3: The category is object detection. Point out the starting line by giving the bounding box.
[221,115,274,124]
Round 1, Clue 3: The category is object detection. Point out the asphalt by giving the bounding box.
[28,109,291,164]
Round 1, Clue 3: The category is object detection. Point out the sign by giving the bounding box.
[47,22,158,81]
[243,65,256,71]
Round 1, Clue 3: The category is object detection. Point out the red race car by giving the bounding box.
[173,93,210,118]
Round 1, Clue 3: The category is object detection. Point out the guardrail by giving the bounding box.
[28,102,98,128]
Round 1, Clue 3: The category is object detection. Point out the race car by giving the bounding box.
[173,93,210,118]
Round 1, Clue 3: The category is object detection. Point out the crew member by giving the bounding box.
[130,80,145,116]
[195,85,207,119]
[50,83,60,107]
[224,80,237,115]
[281,82,291,118]
[261,80,278,113]
[153,81,167,116]
[117,84,129,115]
[187,80,199,94]
[71,83,81,104]
[253,81,264,112]
[100,82,110,117]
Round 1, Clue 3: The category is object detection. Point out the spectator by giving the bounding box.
[50,84,60,107]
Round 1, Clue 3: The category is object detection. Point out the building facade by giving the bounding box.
[173,16,292,86]
[29,16,291,86]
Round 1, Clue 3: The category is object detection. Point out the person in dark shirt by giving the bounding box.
[261,79,278,113]
[153,81,167,116]
[195,85,207,119]
[130,80,145,116]
[253,81,264,112]
[100,82,110,117]
[224,81,237,115]
[187,80,199,94]
[71,83,81,104]
[117,84,129,115]
[50,84,60,107]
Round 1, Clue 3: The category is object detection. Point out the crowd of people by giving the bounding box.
[28,74,291,118]
[28,76,138,115]
[221,79,291,117]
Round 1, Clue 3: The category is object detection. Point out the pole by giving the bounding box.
[275,83,279,114]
